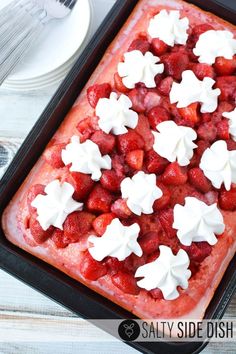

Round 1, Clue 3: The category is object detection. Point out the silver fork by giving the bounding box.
[0,0,77,85]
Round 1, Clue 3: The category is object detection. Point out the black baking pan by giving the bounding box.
[0,0,235,353]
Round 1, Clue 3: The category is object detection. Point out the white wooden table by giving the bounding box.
[0,1,235,353]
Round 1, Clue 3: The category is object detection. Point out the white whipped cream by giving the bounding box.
[147,10,189,46]
[170,70,221,113]
[31,180,83,231]
[193,30,236,65]
[61,136,111,181]
[96,92,138,135]
[152,120,197,166]
[135,245,191,300]
[88,218,142,261]
[117,50,164,89]
[120,171,163,215]
[200,140,236,191]
[223,108,236,142]
[173,197,225,246]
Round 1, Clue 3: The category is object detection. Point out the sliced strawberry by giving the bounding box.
[63,211,95,243]
[216,120,230,140]
[188,168,212,193]
[219,187,236,211]
[114,72,129,93]
[128,38,150,54]
[80,252,107,280]
[226,139,236,151]
[76,116,99,142]
[111,154,127,177]
[215,76,236,101]
[111,199,132,218]
[105,257,125,275]
[182,242,212,263]
[159,209,176,239]
[117,130,144,154]
[211,101,234,124]
[189,140,210,168]
[149,288,163,300]
[161,162,188,186]
[139,231,159,255]
[87,83,111,108]
[147,106,170,129]
[128,87,147,113]
[111,271,140,295]
[178,103,200,125]
[90,131,115,155]
[204,190,219,205]
[27,184,45,213]
[134,114,154,151]
[29,215,54,244]
[51,229,68,249]
[125,149,144,170]
[123,253,147,273]
[162,52,189,80]
[188,24,214,47]
[153,182,171,210]
[100,170,122,192]
[44,143,66,168]
[65,172,94,201]
[197,121,217,142]
[92,213,116,236]
[150,38,168,56]
[145,149,168,174]
[87,184,113,213]
[191,63,215,80]
[157,76,174,96]
[214,56,236,76]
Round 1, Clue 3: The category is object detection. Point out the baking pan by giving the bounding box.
[0,0,235,353]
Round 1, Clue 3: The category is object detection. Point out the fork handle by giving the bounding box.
[0,25,43,85]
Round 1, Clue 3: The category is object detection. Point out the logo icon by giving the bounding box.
[118,320,140,341]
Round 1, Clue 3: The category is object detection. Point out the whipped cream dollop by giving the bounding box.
[31,180,83,231]
[88,218,142,261]
[223,108,236,142]
[170,70,221,113]
[135,245,191,300]
[95,92,138,135]
[62,136,111,181]
[200,140,236,191]
[117,50,164,89]
[120,171,162,215]
[147,10,189,46]
[152,121,197,166]
[173,197,225,246]
[193,30,236,65]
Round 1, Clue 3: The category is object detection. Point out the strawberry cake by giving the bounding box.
[2,0,236,319]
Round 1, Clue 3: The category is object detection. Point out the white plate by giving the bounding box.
[0,0,91,82]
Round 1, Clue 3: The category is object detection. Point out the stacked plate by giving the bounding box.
[1,0,92,90]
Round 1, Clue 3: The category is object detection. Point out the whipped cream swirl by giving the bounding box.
[152,121,197,166]
[31,180,83,231]
[117,50,164,89]
[120,171,163,215]
[88,218,142,261]
[147,10,189,46]
[96,92,138,135]
[62,136,111,181]
[170,70,221,113]
[193,30,236,65]
[173,197,225,246]
[200,140,236,191]
[135,245,191,300]
[223,108,236,142]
